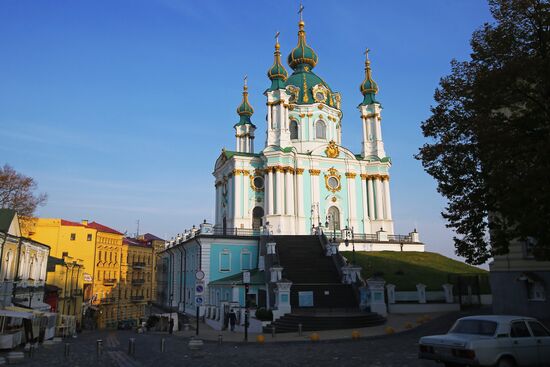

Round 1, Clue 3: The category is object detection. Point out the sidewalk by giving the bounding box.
[172,313,445,343]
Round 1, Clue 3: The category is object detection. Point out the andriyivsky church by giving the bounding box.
[158,14,425,332]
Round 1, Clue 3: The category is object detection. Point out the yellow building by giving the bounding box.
[86,221,124,329]
[119,237,153,325]
[22,218,95,323]
[138,233,165,306]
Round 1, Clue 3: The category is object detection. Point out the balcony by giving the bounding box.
[100,297,116,304]
[130,295,144,302]
[103,278,117,286]
[132,262,146,269]
[131,279,145,286]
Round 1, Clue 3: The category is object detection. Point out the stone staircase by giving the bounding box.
[263,235,386,333]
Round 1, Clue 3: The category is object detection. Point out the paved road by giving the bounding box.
[14,313,468,367]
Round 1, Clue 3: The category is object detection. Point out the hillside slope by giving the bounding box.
[340,251,487,291]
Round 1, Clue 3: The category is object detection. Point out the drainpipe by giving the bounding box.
[176,246,185,311]
[74,264,82,317]
[62,263,70,315]
[67,263,76,315]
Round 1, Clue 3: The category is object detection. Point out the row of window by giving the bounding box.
[70,233,93,241]
[289,119,335,140]
[219,250,252,272]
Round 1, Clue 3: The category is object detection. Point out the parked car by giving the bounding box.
[419,315,550,366]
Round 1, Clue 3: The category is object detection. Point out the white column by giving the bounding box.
[382,177,392,220]
[296,170,304,217]
[267,169,274,215]
[360,176,369,233]
[275,168,283,214]
[242,172,249,219]
[367,177,375,221]
[375,177,384,220]
[285,169,294,215]
[346,174,357,228]
[311,170,320,225]
[215,184,220,226]
[234,171,241,219]
[227,175,234,224]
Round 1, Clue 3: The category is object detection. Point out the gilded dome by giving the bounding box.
[235,83,255,126]
[267,41,288,91]
[359,50,379,105]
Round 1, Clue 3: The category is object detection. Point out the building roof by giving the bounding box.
[0,208,16,232]
[123,237,151,248]
[60,219,85,227]
[86,221,123,235]
[141,233,165,242]
[209,269,265,286]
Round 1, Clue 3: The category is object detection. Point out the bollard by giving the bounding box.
[271,326,276,338]
[128,338,136,356]
[160,338,165,353]
[298,323,303,336]
[29,344,34,358]
[64,343,70,358]
[217,334,223,345]
[96,339,103,358]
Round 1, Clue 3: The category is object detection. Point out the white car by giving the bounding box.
[419,315,550,367]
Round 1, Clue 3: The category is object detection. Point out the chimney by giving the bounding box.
[82,220,89,226]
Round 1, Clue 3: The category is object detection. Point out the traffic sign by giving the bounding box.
[195,296,203,305]
[195,284,204,295]
[195,270,205,280]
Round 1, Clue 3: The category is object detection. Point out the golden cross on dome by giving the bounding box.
[275,31,280,43]
[243,75,248,90]
[298,3,304,21]
[364,48,370,60]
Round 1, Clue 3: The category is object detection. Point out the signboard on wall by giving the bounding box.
[83,273,92,282]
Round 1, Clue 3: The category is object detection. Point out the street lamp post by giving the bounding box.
[342,226,356,265]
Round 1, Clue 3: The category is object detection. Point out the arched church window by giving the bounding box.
[290,120,299,140]
[316,120,326,140]
[252,206,264,230]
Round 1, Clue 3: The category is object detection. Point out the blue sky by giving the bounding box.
[0,0,493,263]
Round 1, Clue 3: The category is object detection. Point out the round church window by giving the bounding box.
[253,176,264,190]
[327,176,339,190]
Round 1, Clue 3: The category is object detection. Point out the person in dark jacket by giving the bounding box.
[169,318,174,334]
[228,309,237,332]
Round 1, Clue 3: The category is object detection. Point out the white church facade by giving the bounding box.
[214,20,395,237]
[158,13,425,322]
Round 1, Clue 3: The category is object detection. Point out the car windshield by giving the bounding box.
[449,319,498,336]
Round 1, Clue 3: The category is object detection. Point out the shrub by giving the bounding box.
[255,308,273,321]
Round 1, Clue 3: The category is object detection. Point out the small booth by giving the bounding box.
[0,309,33,349]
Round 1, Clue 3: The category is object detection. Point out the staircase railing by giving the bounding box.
[318,231,365,309]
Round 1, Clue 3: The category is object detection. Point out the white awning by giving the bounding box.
[0,309,33,319]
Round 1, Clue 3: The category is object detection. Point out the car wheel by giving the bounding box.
[497,357,516,367]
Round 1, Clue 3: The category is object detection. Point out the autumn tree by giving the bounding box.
[0,164,47,217]
[416,0,550,264]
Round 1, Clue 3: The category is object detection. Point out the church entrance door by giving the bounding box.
[327,206,340,231]
[252,207,264,230]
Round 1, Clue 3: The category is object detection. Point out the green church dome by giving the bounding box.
[287,20,318,70]
[267,41,288,91]
[359,50,379,106]
[235,83,255,127]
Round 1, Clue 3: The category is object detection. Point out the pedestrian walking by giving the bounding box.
[169,318,174,334]
[229,309,236,332]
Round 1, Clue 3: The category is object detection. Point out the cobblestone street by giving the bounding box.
[7,313,470,367]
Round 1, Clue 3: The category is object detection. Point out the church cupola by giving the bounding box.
[359,49,379,106]
[287,20,318,71]
[267,36,288,91]
[234,79,256,153]
[359,49,385,159]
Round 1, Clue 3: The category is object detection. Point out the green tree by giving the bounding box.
[0,164,47,217]
[416,0,550,264]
